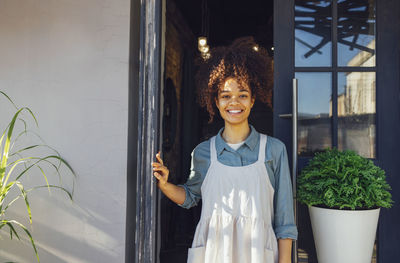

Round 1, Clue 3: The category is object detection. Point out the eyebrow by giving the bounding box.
[219,89,250,93]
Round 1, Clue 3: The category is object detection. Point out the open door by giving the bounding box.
[273,0,400,262]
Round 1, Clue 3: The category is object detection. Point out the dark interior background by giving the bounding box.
[160,0,274,262]
[175,0,274,49]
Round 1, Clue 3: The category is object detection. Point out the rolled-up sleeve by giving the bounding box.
[177,142,210,209]
[273,143,298,240]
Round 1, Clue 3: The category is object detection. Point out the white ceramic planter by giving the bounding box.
[309,206,380,263]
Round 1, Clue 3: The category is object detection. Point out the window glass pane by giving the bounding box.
[296,72,332,156]
[295,0,332,67]
[338,72,376,158]
[338,0,376,67]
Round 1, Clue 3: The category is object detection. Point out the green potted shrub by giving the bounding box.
[297,148,393,263]
[0,91,75,262]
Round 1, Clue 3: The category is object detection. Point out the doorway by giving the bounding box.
[161,0,274,262]
[129,0,400,262]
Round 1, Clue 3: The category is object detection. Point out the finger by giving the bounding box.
[156,152,164,165]
[153,172,161,180]
[153,166,168,173]
[152,162,161,167]
[156,152,163,164]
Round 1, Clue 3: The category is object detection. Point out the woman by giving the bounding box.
[152,37,297,263]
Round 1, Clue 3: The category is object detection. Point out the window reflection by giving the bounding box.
[296,73,332,156]
[338,0,376,67]
[295,0,332,67]
[337,72,376,158]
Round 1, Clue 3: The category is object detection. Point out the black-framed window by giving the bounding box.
[294,0,376,159]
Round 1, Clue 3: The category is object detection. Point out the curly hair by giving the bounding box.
[195,36,273,123]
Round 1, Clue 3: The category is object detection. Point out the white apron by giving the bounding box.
[188,134,278,263]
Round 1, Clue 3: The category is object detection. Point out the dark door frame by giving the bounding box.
[375,0,400,261]
[273,0,297,261]
[274,0,400,262]
[126,0,163,262]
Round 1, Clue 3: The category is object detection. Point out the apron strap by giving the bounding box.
[210,136,217,162]
[258,134,267,162]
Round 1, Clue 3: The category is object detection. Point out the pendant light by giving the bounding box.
[198,0,210,59]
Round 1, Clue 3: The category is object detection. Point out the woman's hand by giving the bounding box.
[151,151,186,205]
[152,151,169,188]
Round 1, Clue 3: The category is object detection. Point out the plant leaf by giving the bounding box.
[297,148,394,209]
[0,91,18,109]
[15,181,32,224]
[5,219,40,262]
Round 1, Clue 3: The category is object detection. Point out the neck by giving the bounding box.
[221,121,251,144]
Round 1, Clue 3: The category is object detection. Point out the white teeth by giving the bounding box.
[228,110,242,113]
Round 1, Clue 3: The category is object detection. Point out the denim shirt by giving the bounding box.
[178,125,298,240]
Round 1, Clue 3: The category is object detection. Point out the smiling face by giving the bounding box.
[215,77,255,126]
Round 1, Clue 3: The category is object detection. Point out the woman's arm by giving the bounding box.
[152,152,186,205]
[270,139,297,262]
[158,182,186,205]
[278,238,293,263]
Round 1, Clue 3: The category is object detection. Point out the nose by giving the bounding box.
[229,96,240,105]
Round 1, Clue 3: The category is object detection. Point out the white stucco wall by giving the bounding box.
[0,0,130,262]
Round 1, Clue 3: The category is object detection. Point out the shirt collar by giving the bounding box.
[215,125,259,155]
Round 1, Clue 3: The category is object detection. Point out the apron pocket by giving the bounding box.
[264,247,275,263]
[187,246,206,263]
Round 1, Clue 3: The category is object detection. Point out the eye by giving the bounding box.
[221,95,230,99]
[239,94,248,98]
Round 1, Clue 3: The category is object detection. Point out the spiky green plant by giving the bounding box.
[297,148,393,210]
[0,91,75,262]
